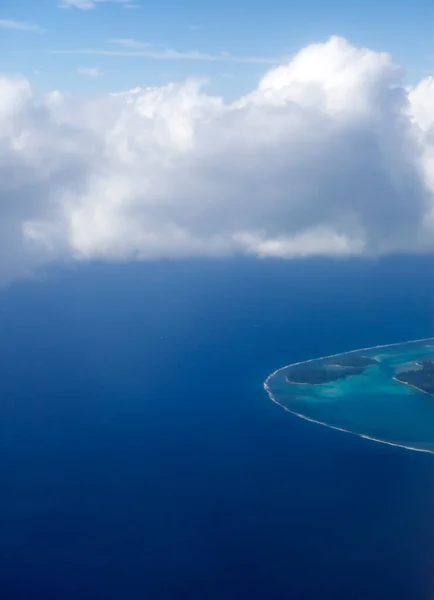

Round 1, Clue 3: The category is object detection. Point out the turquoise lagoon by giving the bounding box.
[265,338,434,452]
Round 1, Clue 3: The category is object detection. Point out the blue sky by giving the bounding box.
[2,0,433,96]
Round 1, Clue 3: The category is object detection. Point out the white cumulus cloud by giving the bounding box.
[2,36,434,283]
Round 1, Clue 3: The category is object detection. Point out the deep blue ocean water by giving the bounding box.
[1,257,434,599]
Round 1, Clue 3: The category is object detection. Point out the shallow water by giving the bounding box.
[265,338,434,452]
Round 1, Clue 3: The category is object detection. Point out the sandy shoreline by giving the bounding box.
[285,377,324,386]
[392,377,434,398]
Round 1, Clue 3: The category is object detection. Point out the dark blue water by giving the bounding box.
[1,257,434,599]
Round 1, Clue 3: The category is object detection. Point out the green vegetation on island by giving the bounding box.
[286,356,379,385]
[395,360,434,396]
[328,356,378,368]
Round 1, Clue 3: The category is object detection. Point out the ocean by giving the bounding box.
[1,257,434,599]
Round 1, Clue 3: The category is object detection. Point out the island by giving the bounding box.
[329,356,378,368]
[394,359,434,396]
[265,338,434,453]
[285,355,378,385]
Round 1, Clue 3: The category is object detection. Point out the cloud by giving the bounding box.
[0,19,45,33]
[53,45,278,64]
[59,0,134,9]
[77,67,102,77]
[2,36,434,283]
[109,38,150,50]
[103,39,272,63]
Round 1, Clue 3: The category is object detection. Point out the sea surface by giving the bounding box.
[1,257,434,599]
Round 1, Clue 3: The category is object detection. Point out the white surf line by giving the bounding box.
[264,382,434,455]
[264,337,434,455]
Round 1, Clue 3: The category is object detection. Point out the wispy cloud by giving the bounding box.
[59,0,135,9]
[0,18,45,33]
[123,3,140,7]
[77,67,102,77]
[109,38,151,50]
[52,41,278,64]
